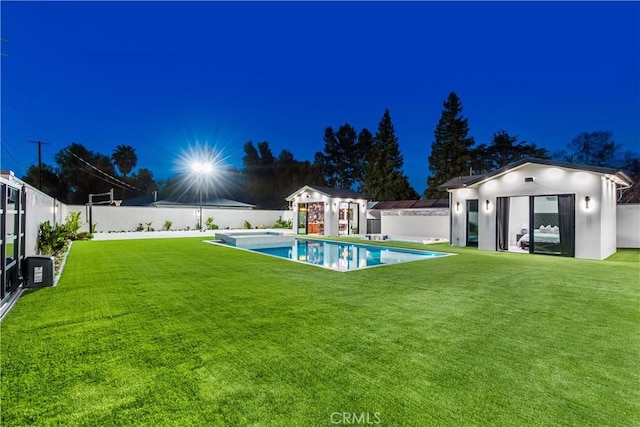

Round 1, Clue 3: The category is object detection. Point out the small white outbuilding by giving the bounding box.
[286,185,368,237]
[439,158,633,260]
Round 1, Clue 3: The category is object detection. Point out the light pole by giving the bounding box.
[191,161,213,231]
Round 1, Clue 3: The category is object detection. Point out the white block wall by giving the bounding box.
[379,208,449,240]
[617,204,640,248]
[67,205,292,232]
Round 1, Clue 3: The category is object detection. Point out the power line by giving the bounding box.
[66,160,142,194]
[0,140,28,173]
[65,149,142,193]
[67,162,122,189]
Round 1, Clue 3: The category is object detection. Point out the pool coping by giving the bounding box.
[204,237,456,272]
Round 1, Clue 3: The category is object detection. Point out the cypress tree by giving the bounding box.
[364,109,418,201]
[316,124,359,189]
[355,128,374,192]
[425,92,475,199]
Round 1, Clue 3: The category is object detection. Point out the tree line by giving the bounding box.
[21,92,640,207]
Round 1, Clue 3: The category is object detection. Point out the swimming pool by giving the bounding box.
[213,238,451,272]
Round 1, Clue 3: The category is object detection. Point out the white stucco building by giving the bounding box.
[286,186,368,237]
[440,158,633,260]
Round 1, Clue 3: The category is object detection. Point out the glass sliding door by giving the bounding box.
[530,195,574,257]
[338,203,349,235]
[338,202,359,236]
[297,204,307,234]
[348,203,359,234]
[466,199,478,246]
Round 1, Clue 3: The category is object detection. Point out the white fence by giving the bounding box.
[67,205,292,233]
[617,204,640,248]
[376,208,450,241]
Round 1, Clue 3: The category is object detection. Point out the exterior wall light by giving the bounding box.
[524,177,535,182]
[456,202,460,212]
[585,196,590,209]
[485,200,490,211]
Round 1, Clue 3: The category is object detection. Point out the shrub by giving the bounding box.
[243,220,252,229]
[163,220,172,231]
[38,212,94,256]
[64,212,82,240]
[272,217,292,229]
[38,221,68,255]
[135,223,145,232]
[76,231,93,240]
[205,217,218,230]
[145,221,154,232]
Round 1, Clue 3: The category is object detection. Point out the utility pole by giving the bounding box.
[28,140,50,190]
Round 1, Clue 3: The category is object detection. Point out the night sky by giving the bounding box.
[1,1,638,195]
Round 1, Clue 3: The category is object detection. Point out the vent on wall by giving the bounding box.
[524,177,535,182]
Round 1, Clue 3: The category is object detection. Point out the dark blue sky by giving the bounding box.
[2,1,639,194]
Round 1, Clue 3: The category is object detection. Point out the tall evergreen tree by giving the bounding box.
[316,124,359,189]
[355,128,374,192]
[242,141,278,208]
[364,109,418,201]
[425,92,475,199]
[273,150,326,208]
[240,141,325,209]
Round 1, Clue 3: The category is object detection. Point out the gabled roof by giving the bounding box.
[438,175,485,190]
[371,199,449,209]
[439,157,633,190]
[286,185,369,201]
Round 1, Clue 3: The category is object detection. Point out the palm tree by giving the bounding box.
[111,145,137,177]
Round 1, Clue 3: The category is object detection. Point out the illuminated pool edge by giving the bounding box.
[205,238,455,272]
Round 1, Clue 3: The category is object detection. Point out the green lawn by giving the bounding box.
[1,238,638,426]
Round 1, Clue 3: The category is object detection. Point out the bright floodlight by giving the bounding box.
[191,161,213,174]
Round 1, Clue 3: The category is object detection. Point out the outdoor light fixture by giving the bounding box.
[191,161,213,174]
[585,196,591,209]
[191,160,214,231]
[485,200,490,211]
[456,202,460,212]
[525,177,535,182]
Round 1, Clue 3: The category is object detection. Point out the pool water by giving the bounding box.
[247,238,450,271]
